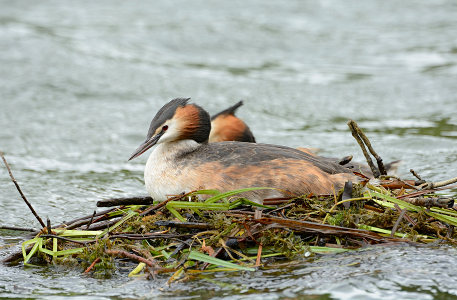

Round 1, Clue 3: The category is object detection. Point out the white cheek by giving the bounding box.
[157,120,180,144]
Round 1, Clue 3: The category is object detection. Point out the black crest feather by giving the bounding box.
[146,98,190,139]
[211,100,243,121]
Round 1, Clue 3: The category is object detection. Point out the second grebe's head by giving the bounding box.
[209,100,256,143]
[128,98,211,160]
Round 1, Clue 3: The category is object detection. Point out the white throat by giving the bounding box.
[144,139,200,201]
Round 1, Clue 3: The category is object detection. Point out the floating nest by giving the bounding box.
[3,180,456,281]
[2,120,457,282]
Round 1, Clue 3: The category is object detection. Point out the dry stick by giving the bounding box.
[420,177,457,190]
[84,257,101,273]
[1,152,46,228]
[410,169,423,181]
[255,244,263,267]
[108,233,193,240]
[86,210,97,230]
[63,208,122,230]
[54,207,117,229]
[402,197,454,209]
[105,249,159,269]
[0,225,37,232]
[139,192,188,217]
[63,214,118,230]
[67,208,117,224]
[397,185,457,200]
[154,221,213,230]
[349,120,387,175]
[87,218,121,231]
[46,218,52,234]
[96,196,153,207]
[347,121,381,178]
[200,247,224,271]
[391,207,407,237]
[393,203,416,226]
[380,179,419,190]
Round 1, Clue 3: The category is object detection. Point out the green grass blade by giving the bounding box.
[358,224,408,238]
[167,205,186,222]
[161,250,171,260]
[190,189,221,196]
[188,250,255,271]
[54,248,84,256]
[167,201,229,209]
[369,191,457,226]
[426,211,457,226]
[430,206,457,217]
[309,246,351,254]
[205,187,276,203]
[367,191,419,211]
[99,210,138,237]
[53,229,104,237]
[128,262,146,277]
[22,238,40,264]
[238,198,276,209]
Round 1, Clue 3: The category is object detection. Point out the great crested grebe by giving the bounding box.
[209,100,256,143]
[129,98,357,203]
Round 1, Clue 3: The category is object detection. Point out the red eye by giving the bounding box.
[162,125,168,131]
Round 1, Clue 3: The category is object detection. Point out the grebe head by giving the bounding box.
[128,98,211,160]
[209,100,256,143]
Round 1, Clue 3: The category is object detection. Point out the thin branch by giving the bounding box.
[402,197,454,209]
[56,207,117,228]
[255,244,263,267]
[398,185,457,199]
[96,196,153,207]
[139,192,188,216]
[154,221,212,230]
[47,218,52,234]
[347,120,381,177]
[108,233,193,240]
[84,258,100,273]
[86,218,121,231]
[420,177,457,190]
[410,169,423,181]
[393,204,416,226]
[391,207,406,237]
[0,225,37,232]
[105,249,159,269]
[1,152,46,228]
[86,210,97,230]
[349,120,387,175]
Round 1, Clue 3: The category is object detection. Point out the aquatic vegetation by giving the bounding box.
[4,182,454,283]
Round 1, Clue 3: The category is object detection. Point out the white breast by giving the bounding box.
[144,140,200,201]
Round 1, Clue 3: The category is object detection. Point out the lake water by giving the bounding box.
[1,1,457,299]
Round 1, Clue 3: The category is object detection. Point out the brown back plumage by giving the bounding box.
[173,141,357,200]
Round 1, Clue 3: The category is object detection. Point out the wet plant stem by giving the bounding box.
[1,151,46,228]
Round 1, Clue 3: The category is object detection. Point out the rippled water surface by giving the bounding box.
[1,1,457,298]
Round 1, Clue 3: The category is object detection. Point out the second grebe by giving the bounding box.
[209,100,256,143]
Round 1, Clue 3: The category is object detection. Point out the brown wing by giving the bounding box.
[183,142,353,175]
[173,142,356,200]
